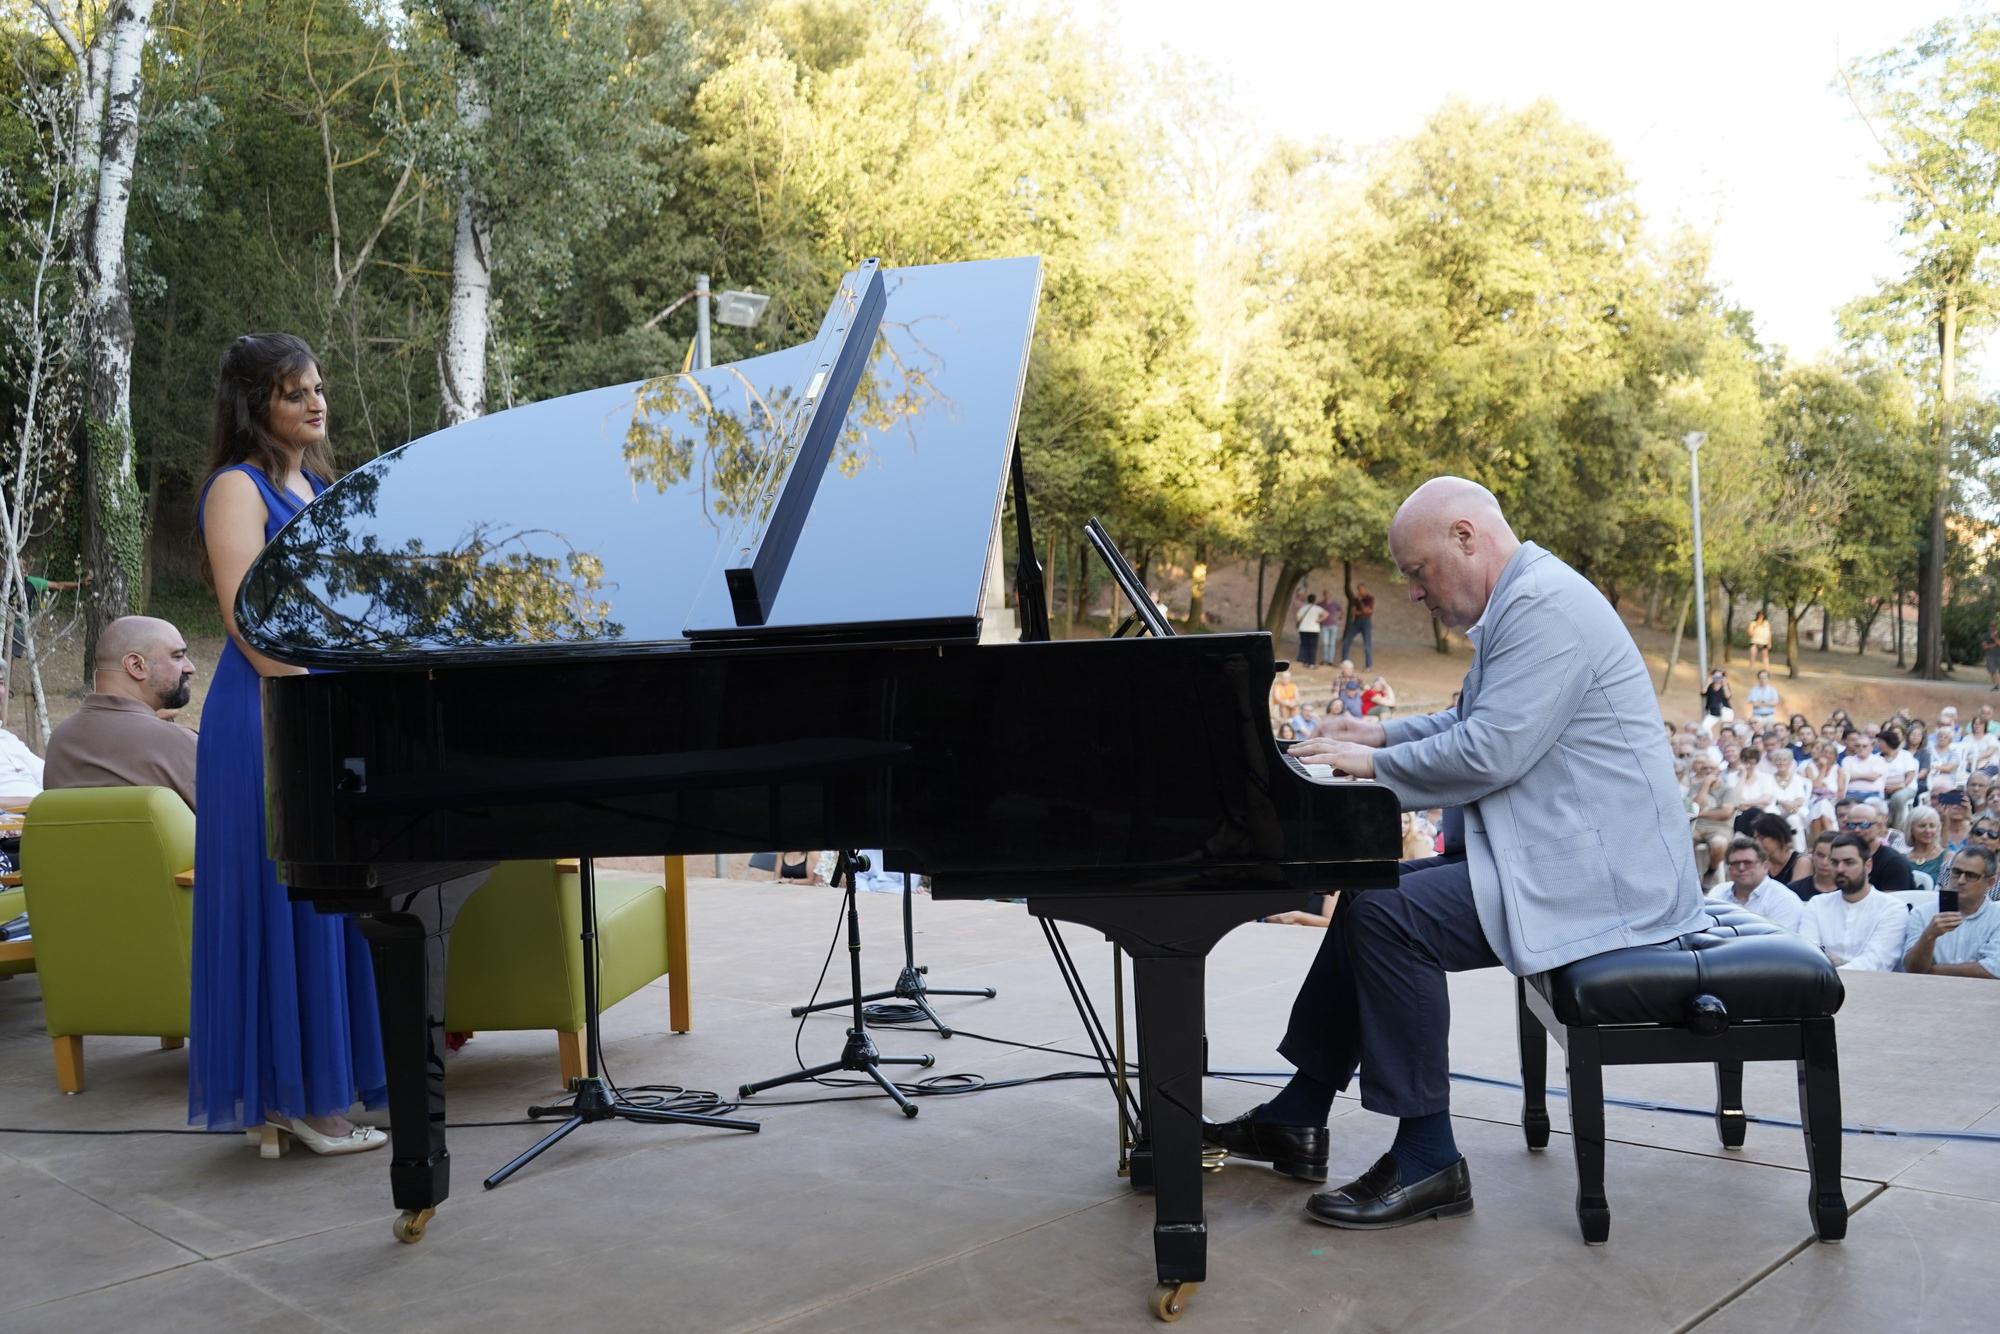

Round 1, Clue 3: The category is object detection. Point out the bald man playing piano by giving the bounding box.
[1206,476,1707,1230]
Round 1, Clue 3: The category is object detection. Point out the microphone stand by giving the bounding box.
[738,852,936,1116]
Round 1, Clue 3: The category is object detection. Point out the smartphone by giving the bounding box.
[1940,888,1961,914]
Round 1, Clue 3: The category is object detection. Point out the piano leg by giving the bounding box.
[354,872,487,1244]
[1130,952,1206,1318]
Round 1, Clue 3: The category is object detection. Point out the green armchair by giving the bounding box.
[444,857,692,1086]
[21,786,196,1093]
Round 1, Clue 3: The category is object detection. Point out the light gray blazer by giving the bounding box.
[1372,543,1708,975]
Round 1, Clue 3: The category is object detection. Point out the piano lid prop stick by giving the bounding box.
[722,259,887,626]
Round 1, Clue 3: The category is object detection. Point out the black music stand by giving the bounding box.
[788,867,995,1038]
[738,851,936,1116]
[484,859,760,1190]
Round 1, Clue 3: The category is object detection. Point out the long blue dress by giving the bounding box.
[188,463,386,1130]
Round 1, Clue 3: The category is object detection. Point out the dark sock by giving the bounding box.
[1260,1071,1336,1126]
[1389,1110,1461,1182]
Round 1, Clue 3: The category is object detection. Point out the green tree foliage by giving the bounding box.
[0,0,1979,658]
[1841,14,2000,678]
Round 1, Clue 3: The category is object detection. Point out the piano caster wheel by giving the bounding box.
[393,1208,436,1244]
[1150,1281,1198,1323]
[1201,1147,1227,1173]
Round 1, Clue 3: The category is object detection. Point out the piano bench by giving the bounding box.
[1515,903,1847,1246]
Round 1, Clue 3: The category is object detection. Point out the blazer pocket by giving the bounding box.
[1508,829,1612,952]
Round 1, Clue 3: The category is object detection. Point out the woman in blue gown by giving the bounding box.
[188,333,387,1157]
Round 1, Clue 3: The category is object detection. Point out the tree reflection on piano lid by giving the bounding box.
[235,256,1044,668]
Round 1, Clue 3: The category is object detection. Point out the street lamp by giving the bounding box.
[694,275,771,370]
[643,277,772,373]
[1686,431,1710,686]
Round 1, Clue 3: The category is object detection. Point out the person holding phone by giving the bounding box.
[1902,845,2000,978]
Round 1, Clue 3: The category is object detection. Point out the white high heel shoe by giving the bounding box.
[247,1117,388,1158]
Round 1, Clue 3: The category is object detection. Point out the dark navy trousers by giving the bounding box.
[1277,852,1501,1119]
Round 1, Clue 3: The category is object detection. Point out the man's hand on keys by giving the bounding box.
[1290,716,1384,780]
[1299,714,1386,747]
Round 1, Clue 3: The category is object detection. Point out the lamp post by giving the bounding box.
[694,274,711,371]
[692,276,770,371]
[1686,431,1710,686]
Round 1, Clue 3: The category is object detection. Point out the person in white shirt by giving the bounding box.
[1723,748,1776,832]
[1839,734,1889,808]
[1799,832,1912,972]
[1903,845,2000,979]
[1765,748,1812,846]
[1964,718,2000,777]
[1295,593,1327,668]
[1924,723,1968,812]
[1706,836,1806,932]
[1878,727,1922,833]
[0,663,44,800]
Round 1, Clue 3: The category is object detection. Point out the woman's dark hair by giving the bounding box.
[205,333,337,487]
[200,334,339,586]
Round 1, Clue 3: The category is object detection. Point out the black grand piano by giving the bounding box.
[242,256,1399,1318]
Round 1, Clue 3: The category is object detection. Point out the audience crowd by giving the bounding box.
[1671,685,2000,977]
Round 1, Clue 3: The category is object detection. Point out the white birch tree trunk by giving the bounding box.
[78,0,154,674]
[438,70,491,426]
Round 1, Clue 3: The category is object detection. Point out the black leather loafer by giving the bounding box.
[1305,1154,1473,1229]
[1201,1108,1329,1182]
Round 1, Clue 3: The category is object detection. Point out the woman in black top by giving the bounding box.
[1702,669,1731,724]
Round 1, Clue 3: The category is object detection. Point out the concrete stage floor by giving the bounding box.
[2,879,1996,1333]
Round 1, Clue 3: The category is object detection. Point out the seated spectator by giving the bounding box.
[1839,731,1888,808]
[1725,747,1776,835]
[1966,717,2000,776]
[1843,801,1915,895]
[43,616,198,811]
[1968,770,1993,814]
[1269,667,1300,727]
[1937,800,1971,857]
[1276,721,1296,742]
[1878,727,1920,831]
[1799,832,1911,971]
[1788,829,1839,901]
[1400,811,1436,861]
[1922,723,1967,819]
[1670,731,1695,781]
[1706,835,1805,932]
[0,661,45,800]
[1750,811,1806,883]
[1969,813,2000,865]
[1686,757,1733,885]
[1293,703,1321,741]
[1902,845,2000,979]
[1804,740,1844,837]
[1906,806,1947,886]
[1360,676,1396,718]
[1765,749,1810,845]
[1333,661,1363,717]
[771,852,822,883]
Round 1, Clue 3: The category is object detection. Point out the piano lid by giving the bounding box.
[235,256,1043,668]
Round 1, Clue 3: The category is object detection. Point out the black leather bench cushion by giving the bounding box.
[1529,904,1846,1027]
